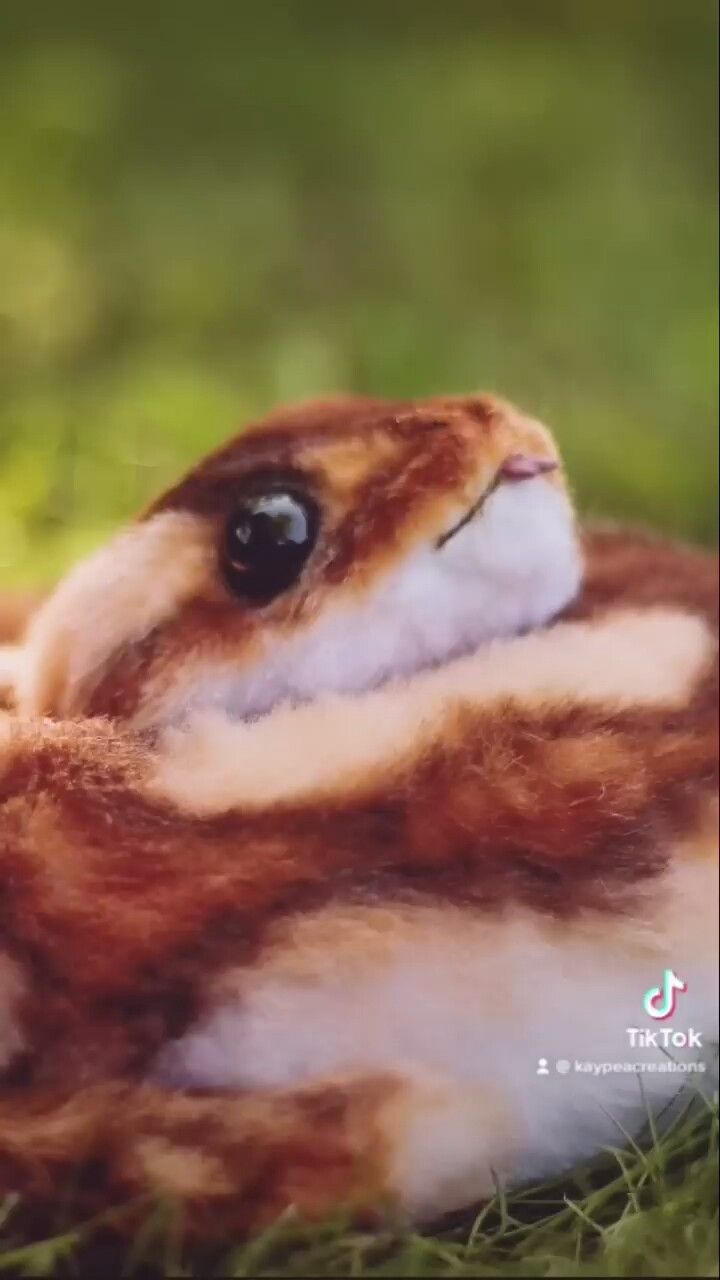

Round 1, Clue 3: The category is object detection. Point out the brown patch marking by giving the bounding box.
[0,1074,400,1235]
[75,394,564,722]
[1,608,716,1091]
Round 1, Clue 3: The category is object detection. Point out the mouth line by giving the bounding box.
[435,472,503,551]
[149,452,563,732]
[435,454,559,551]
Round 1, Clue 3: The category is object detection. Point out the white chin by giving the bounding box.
[140,479,582,729]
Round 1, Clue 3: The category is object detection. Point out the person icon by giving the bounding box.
[536,1057,550,1075]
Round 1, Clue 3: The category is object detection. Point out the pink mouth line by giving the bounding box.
[499,454,559,481]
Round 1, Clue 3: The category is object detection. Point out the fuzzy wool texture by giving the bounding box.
[0,396,716,1244]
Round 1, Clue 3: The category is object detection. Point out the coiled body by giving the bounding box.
[0,397,716,1234]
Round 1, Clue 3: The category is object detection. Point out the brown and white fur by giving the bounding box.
[0,394,717,1237]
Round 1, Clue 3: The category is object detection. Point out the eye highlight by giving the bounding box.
[221,489,320,604]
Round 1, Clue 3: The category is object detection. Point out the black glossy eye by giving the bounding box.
[221,490,320,603]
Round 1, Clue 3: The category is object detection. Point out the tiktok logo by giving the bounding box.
[643,969,687,1021]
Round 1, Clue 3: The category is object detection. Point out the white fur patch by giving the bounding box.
[153,853,718,1214]
[135,478,582,729]
[150,606,714,814]
[383,1073,512,1217]
[17,513,213,717]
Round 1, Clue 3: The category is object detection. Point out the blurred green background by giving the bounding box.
[0,1,717,589]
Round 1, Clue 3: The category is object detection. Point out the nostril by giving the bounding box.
[499,454,559,481]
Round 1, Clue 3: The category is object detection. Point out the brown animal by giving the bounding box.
[0,394,717,1237]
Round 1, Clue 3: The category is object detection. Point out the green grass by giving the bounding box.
[0,4,717,1274]
[0,1094,717,1277]
[0,2,717,592]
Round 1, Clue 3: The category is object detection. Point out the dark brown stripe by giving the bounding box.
[2,649,716,1086]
